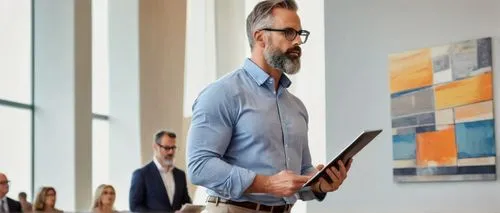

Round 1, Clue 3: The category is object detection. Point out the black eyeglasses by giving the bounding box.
[0,180,10,185]
[156,143,177,151]
[261,28,310,44]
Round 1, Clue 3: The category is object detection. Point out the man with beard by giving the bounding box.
[129,130,192,212]
[187,0,352,212]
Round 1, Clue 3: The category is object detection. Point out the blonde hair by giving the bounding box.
[91,184,116,211]
[33,186,56,211]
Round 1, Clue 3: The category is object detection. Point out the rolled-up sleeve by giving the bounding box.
[187,83,256,199]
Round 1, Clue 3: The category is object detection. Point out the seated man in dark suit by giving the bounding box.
[129,130,192,212]
[0,173,22,213]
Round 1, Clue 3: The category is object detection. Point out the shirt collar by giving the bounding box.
[243,58,292,88]
[153,157,173,173]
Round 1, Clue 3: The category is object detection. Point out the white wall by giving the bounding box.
[311,0,500,213]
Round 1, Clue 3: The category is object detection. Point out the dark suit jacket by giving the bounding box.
[129,161,191,212]
[6,197,22,213]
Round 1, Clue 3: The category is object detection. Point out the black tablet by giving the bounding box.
[302,129,383,187]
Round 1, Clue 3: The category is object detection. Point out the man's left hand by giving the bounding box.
[312,159,352,193]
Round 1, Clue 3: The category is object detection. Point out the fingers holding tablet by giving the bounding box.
[317,159,353,193]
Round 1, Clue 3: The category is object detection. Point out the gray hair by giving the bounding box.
[154,130,176,144]
[246,0,298,49]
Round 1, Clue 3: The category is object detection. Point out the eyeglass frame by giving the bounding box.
[156,143,177,151]
[260,27,310,44]
[0,180,10,185]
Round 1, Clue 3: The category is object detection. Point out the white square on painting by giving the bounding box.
[435,108,454,125]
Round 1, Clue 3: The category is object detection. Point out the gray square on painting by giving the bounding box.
[450,39,478,80]
[396,127,416,135]
[433,54,450,73]
[391,87,435,117]
[392,116,417,128]
[477,37,492,69]
[417,112,435,126]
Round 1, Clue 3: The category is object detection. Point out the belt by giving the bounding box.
[206,196,293,213]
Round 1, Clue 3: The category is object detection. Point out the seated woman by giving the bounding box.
[91,184,118,213]
[33,187,62,212]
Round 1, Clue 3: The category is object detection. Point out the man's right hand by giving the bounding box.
[265,170,310,197]
[246,170,310,197]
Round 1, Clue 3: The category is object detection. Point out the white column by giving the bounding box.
[33,0,92,211]
[214,0,247,77]
[183,0,217,118]
[108,0,141,210]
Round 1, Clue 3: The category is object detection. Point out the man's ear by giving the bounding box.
[253,30,266,48]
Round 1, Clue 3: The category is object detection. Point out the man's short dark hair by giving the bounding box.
[19,192,27,199]
[154,130,176,144]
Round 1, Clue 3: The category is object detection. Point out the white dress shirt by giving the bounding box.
[153,157,176,205]
[0,196,9,213]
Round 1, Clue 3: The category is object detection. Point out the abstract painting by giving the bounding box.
[389,37,496,182]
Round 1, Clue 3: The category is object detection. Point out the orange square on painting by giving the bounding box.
[434,71,492,110]
[416,126,458,167]
[389,48,433,94]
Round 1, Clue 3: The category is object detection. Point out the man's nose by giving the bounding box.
[293,34,302,45]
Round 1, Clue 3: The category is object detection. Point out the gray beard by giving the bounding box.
[263,45,301,75]
[163,159,174,167]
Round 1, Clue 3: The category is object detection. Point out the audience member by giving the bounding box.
[91,184,117,213]
[18,192,32,212]
[0,173,22,213]
[33,187,62,213]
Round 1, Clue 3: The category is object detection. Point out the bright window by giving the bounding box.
[0,0,32,104]
[0,106,32,201]
[0,0,33,201]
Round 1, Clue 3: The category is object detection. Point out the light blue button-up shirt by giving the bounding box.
[187,58,324,206]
